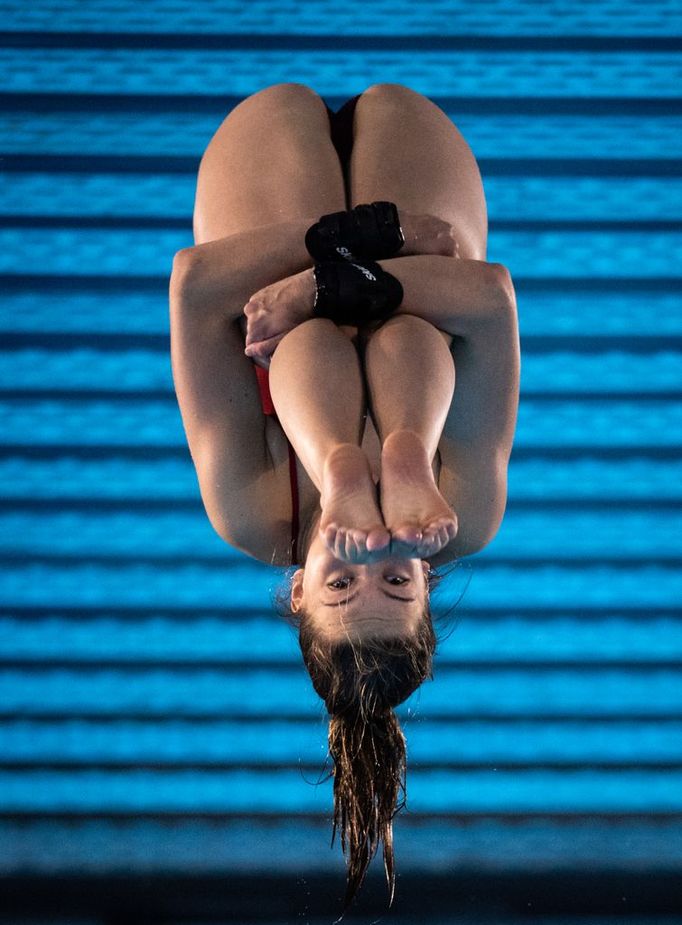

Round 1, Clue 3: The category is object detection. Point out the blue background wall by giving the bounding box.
[0,1,681,921]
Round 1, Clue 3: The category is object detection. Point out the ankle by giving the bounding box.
[321,442,367,482]
[382,429,437,475]
[320,443,372,505]
[383,429,428,453]
[323,442,365,465]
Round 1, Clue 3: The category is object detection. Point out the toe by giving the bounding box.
[339,529,355,562]
[421,522,450,556]
[393,523,422,548]
[349,530,365,562]
[434,524,449,552]
[420,531,439,557]
[330,526,350,562]
[320,524,335,552]
[367,526,391,553]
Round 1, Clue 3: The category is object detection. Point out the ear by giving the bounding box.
[290,567,305,613]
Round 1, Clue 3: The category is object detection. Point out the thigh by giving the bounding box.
[195,84,362,345]
[349,83,488,260]
[193,82,347,244]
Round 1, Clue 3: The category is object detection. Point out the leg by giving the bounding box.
[193,82,346,241]
[348,83,488,260]
[268,317,366,493]
[195,82,363,355]
[363,314,459,556]
[362,314,455,464]
[349,84,481,554]
[191,83,372,483]
[206,85,367,483]
[269,317,392,557]
[350,84,474,458]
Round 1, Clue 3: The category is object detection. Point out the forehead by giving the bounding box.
[313,605,421,639]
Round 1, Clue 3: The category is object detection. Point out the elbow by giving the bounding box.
[470,468,509,554]
[490,263,517,313]
[170,248,197,305]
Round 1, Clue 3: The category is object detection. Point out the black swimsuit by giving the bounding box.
[325,93,362,190]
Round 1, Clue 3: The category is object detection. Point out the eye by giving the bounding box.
[327,576,408,590]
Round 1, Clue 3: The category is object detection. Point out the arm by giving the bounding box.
[174,209,461,324]
[378,254,515,338]
[386,256,519,563]
[243,254,515,366]
[169,240,306,554]
[174,217,317,321]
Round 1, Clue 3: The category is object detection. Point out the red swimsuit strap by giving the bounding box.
[254,365,275,415]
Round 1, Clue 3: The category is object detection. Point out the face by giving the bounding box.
[291,529,430,641]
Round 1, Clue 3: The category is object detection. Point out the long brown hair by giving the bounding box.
[276,564,462,916]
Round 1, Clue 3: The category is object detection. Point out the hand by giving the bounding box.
[243,268,316,369]
[398,210,460,259]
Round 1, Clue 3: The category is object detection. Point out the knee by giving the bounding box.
[283,315,334,339]
[359,82,424,107]
[271,316,358,366]
[365,312,439,347]
[275,316,336,352]
[377,312,435,334]
[231,83,328,130]
[248,82,324,110]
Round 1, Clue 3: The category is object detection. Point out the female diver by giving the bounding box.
[169,82,520,915]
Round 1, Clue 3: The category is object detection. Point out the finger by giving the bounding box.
[245,350,270,371]
[245,323,271,348]
[253,331,285,351]
[245,334,286,366]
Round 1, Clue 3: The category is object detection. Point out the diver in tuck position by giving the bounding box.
[170,82,520,915]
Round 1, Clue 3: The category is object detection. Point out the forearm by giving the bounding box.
[171,218,315,321]
[375,255,514,338]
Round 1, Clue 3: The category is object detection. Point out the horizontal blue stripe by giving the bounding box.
[1,717,680,763]
[0,614,680,663]
[0,456,681,502]
[4,35,682,53]
[0,562,680,609]
[1,509,681,558]
[2,0,681,37]
[0,665,680,716]
[0,767,679,812]
[2,349,682,394]
[0,48,679,98]
[1,817,680,875]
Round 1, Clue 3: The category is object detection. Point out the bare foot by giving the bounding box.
[243,268,316,368]
[319,444,392,563]
[379,430,458,559]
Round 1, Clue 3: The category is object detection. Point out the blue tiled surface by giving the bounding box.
[0,0,681,897]
[1,48,680,97]
[4,0,682,36]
